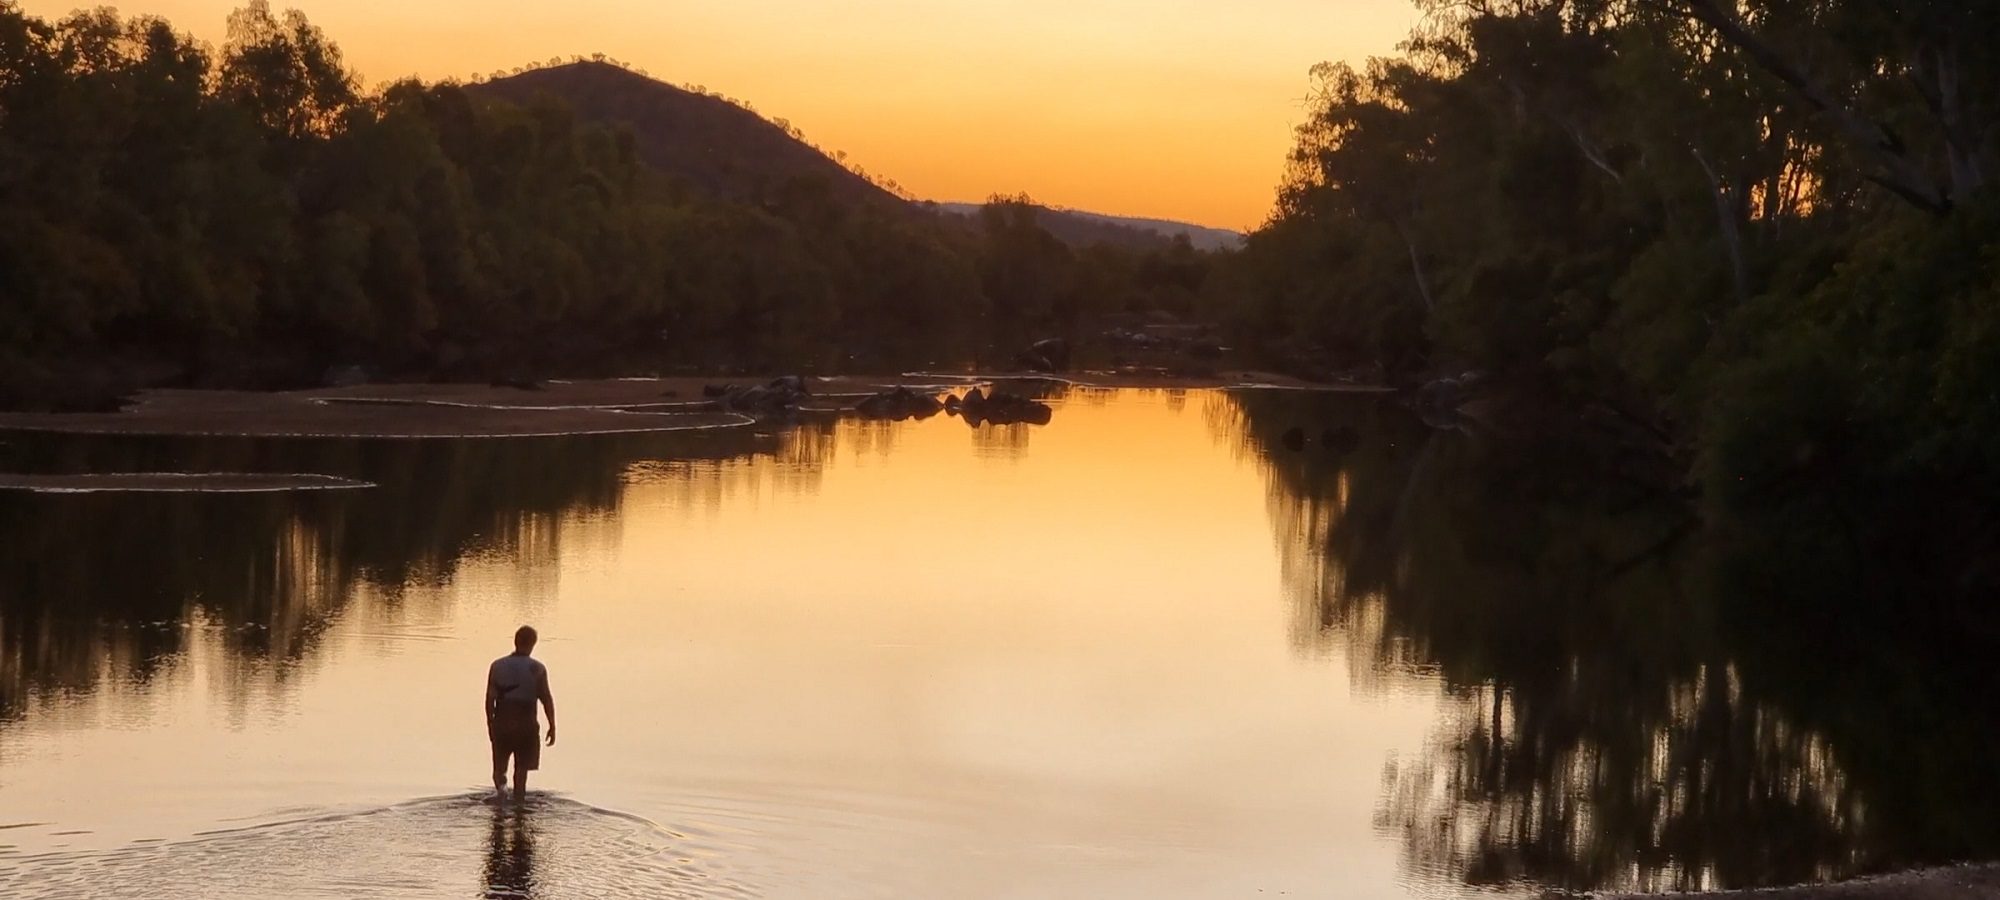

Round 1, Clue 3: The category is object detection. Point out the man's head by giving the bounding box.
[513,625,538,655]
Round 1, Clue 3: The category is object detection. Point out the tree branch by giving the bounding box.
[1654,0,1949,214]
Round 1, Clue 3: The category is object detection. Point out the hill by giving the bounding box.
[470,64,1241,252]
[1060,210,1244,251]
[0,1,1235,411]
[469,62,901,210]
[932,201,1244,251]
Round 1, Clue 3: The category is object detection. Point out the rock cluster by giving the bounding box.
[1015,338,1071,373]
[704,377,811,413]
[947,387,1053,425]
[854,386,944,420]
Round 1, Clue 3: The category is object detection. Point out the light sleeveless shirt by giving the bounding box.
[489,655,546,720]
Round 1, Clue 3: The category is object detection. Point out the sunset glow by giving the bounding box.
[19,0,1419,229]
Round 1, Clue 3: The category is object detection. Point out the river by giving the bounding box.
[0,385,1992,898]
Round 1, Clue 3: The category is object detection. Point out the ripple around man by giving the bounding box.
[3,794,760,900]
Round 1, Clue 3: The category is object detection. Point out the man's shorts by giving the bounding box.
[490,715,541,772]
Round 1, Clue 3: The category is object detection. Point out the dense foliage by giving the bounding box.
[1225,0,2000,590]
[0,2,1212,404]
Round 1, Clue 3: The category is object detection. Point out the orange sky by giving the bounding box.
[20,0,1419,230]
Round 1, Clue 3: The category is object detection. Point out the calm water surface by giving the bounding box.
[0,387,1993,898]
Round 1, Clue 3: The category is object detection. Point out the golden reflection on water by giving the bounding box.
[0,389,1461,898]
[0,388,1898,897]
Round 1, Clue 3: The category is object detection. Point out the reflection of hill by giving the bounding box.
[1220,391,2000,893]
[0,426,805,723]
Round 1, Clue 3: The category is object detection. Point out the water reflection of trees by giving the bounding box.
[0,425,812,723]
[1218,390,2000,893]
[624,418,840,510]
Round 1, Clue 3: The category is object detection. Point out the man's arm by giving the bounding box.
[483,663,499,724]
[539,667,557,746]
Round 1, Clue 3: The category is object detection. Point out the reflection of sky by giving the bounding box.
[0,389,1463,898]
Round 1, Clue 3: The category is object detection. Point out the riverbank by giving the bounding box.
[1594,864,2000,899]
[0,371,1366,438]
[0,472,374,493]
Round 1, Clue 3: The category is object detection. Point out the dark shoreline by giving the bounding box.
[1593,863,2000,899]
[0,372,1377,439]
[0,472,375,493]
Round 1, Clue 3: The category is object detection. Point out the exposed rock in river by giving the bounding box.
[955,387,1053,426]
[1408,370,1490,431]
[767,375,810,396]
[1016,338,1071,373]
[854,386,944,420]
[709,377,811,413]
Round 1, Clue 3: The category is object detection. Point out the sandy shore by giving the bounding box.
[1595,865,2000,900]
[0,371,1373,438]
[0,472,374,492]
[0,384,750,438]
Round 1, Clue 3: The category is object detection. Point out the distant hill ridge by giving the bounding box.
[471,62,1241,251]
[470,62,902,211]
[931,202,1243,251]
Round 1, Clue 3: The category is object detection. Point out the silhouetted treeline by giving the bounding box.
[1217,0,2000,594]
[0,2,1215,408]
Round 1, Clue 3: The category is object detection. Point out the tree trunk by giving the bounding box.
[1664,0,1950,215]
[1692,147,1750,305]
[1390,215,1437,314]
[1912,36,1985,202]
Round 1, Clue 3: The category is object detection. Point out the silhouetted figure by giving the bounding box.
[486,625,556,804]
[482,807,537,899]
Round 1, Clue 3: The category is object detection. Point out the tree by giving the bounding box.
[218,0,355,142]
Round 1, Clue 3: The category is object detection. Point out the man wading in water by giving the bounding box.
[486,625,556,804]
